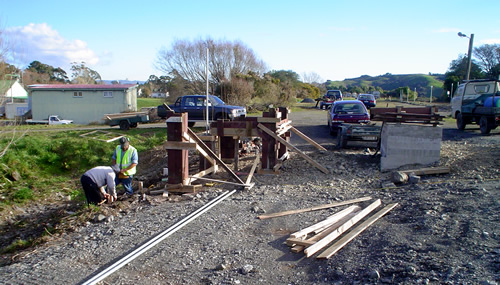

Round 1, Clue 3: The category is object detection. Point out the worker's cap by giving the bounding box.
[111,164,120,173]
[119,137,129,146]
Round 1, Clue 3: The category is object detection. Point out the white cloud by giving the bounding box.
[5,23,99,68]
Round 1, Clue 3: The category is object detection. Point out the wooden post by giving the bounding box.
[167,113,189,185]
[278,107,289,160]
[233,137,239,172]
[217,120,237,162]
[260,108,278,171]
[199,135,216,172]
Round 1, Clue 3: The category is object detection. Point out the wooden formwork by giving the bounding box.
[162,107,328,194]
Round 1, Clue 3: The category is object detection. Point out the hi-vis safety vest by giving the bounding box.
[116,145,137,176]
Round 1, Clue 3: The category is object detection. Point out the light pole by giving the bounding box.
[458,32,474,81]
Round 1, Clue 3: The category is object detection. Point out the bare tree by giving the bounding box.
[156,37,267,94]
[301,71,323,84]
[474,44,500,78]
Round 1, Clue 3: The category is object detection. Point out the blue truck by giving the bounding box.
[158,95,246,127]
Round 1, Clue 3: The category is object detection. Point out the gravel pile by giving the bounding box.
[0,127,498,284]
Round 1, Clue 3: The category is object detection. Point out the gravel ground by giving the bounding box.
[0,108,499,284]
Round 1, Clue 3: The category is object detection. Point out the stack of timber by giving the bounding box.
[284,198,398,259]
[370,106,444,125]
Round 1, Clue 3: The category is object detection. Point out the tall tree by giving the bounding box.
[26,61,68,83]
[70,62,102,84]
[474,44,500,79]
[446,54,484,81]
[268,70,300,84]
[155,37,266,94]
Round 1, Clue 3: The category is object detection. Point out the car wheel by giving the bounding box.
[336,130,346,149]
[329,123,336,136]
[479,116,491,135]
[119,120,130,130]
[456,113,466,130]
[188,122,195,128]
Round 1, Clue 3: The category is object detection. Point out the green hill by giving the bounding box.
[326,73,445,99]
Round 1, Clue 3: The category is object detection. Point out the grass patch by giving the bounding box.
[0,128,167,209]
[1,239,34,254]
[12,188,34,203]
[137,98,165,109]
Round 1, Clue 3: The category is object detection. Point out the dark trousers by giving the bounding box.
[81,175,104,205]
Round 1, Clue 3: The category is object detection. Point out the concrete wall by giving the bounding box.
[5,102,29,119]
[380,123,442,171]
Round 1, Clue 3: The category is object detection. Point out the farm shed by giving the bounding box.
[28,84,138,124]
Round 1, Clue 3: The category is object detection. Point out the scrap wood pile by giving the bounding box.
[259,197,398,259]
[370,106,444,125]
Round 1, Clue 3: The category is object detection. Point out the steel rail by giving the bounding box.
[81,190,236,285]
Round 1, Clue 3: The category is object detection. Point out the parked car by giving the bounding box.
[357,94,376,108]
[157,95,246,127]
[327,100,370,135]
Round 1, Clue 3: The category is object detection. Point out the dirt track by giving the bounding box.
[0,107,499,284]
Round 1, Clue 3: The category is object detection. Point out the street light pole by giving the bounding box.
[458,32,474,81]
[430,86,433,104]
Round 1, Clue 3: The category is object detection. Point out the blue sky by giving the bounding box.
[2,0,499,82]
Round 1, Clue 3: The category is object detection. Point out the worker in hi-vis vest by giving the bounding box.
[112,137,138,196]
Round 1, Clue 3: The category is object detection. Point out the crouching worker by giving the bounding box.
[80,165,120,205]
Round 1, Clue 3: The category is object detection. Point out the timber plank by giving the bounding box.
[257,196,372,219]
[245,154,260,186]
[164,141,197,150]
[317,203,398,259]
[290,205,360,239]
[290,211,359,253]
[399,166,450,176]
[304,199,381,257]
[290,127,327,151]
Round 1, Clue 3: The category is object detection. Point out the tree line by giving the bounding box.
[1,34,499,106]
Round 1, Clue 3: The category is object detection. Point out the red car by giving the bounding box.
[327,100,370,135]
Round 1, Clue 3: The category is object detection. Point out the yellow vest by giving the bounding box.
[115,145,137,176]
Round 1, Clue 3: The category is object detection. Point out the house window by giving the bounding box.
[73,91,83,98]
[103,91,113,98]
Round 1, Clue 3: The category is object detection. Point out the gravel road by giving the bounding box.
[0,107,499,284]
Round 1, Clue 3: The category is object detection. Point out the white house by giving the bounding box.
[28,84,138,124]
[151,92,168,98]
[0,79,29,119]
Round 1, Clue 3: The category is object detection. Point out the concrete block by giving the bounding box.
[380,123,442,171]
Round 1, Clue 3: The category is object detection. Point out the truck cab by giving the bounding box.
[319,90,343,110]
[48,115,73,125]
[451,80,500,134]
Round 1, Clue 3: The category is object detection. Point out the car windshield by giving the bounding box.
[359,95,370,100]
[334,103,365,114]
[208,95,225,106]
